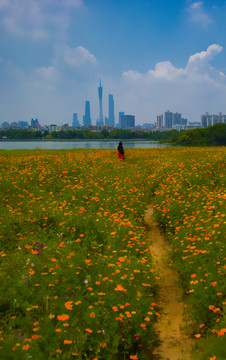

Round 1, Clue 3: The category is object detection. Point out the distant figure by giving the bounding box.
[117,141,125,161]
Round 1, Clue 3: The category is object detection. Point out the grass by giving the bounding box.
[0,147,225,359]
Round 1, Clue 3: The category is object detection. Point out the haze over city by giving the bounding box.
[1,0,226,125]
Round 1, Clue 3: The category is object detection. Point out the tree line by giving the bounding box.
[168,123,226,146]
[0,124,225,145]
[0,128,179,141]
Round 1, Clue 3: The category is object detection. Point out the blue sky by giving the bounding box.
[0,0,226,125]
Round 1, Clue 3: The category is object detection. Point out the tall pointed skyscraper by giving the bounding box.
[98,80,104,125]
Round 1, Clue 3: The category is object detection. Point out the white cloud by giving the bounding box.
[187,44,222,66]
[57,44,97,67]
[123,45,225,84]
[185,44,225,83]
[187,1,212,26]
[0,0,84,40]
[119,45,226,123]
[147,61,184,80]
[31,44,97,91]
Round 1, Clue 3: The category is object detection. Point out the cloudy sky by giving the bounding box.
[1,0,226,126]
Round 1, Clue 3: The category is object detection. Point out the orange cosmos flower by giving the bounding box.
[217,328,226,336]
[75,301,81,305]
[86,328,93,333]
[64,340,72,344]
[130,355,138,359]
[57,314,69,321]
[114,285,126,292]
[65,301,73,310]
[22,345,29,350]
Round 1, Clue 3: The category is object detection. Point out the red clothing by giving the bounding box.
[118,151,125,160]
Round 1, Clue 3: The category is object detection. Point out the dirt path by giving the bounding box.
[145,207,193,360]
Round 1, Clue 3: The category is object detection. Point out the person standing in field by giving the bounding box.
[117,141,125,161]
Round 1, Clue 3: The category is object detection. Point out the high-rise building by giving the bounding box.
[72,113,80,127]
[201,112,226,127]
[157,115,163,127]
[121,115,135,129]
[172,112,182,125]
[119,112,124,128]
[108,94,115,127]
[31,118,39,127]
[83,101,91,125]
[201,114,208,128]
[163,110,173,128]
[98,80,104,125]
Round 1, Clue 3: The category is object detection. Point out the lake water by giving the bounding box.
[0,140,172,150]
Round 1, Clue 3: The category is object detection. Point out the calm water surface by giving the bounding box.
[0,140,172,150]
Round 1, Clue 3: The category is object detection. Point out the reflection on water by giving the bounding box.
[0,140,172,150]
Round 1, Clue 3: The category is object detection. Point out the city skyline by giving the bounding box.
[2,109,225,131]
[1,1,226,125]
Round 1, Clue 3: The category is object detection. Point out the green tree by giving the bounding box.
[100,129,109,138]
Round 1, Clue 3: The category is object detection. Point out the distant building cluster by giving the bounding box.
[201,112,226,127]
[1,118,41,130]
[156,110,188,130]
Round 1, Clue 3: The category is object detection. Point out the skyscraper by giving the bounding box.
[172,112,182,126]
[72,113,80,127]
[119,112,124,128]
[121,115,135,129]
[31,118,39,127]
[108,94,115,127]
[98,80,104,125]
[163,110,173,128]
[83,101,91,125]
[157,115,163,127]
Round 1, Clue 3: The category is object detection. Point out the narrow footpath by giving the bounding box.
[145,207,193,360]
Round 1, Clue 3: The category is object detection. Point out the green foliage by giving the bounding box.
[0,128,181,141]
[171,123,226,146]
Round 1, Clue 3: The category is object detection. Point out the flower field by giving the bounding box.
[0,147,225,359]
